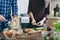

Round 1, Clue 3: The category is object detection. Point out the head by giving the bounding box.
[56,4,59,7]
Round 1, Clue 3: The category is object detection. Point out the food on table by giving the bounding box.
[54,20,60,31]
[23,27,46,34]
[15,31,20,36]
[47,26,52,31]
[36,27,44,30]
[33,22,43,26]
[9,30,14,33]
[36,27,46,31]
[23,28,37,33]
[5,30,15,37]
[37,23,43,26]
[10,21,16,27]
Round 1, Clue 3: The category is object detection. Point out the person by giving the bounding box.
[0,0,18,32]
[28,0,50,28]
[53,4,60,17]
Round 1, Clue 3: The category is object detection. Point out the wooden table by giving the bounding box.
[0,29,44,40]
[0,32,44,40]
[15,32,43,40]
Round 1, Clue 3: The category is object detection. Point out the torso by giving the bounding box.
[0,0,12,20]
[29,0,45,22]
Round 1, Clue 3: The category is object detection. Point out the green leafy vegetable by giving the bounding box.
[54,20,60,31]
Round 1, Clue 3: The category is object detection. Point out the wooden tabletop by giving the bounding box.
[15,32,44,40]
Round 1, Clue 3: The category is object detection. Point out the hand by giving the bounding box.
[37,21,44,26]
[0,15,6,21]
[32,19,36,25]
[13,15,18,21]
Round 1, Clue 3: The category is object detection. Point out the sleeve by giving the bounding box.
[28,0,32,14]
[12,0,18,16]
[44,3,50,19]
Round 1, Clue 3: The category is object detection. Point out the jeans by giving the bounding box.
[0,21,11,32]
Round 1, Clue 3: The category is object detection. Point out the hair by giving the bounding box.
[56,4,59,7]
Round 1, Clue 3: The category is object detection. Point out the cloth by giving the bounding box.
[28,0,50,22]
[0,0,18,18]
[0,0,18,31]
[28,0,50,28]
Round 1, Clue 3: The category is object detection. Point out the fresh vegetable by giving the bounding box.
[54,20,60,31]
[5,30,15,37]
[47,26,52,31]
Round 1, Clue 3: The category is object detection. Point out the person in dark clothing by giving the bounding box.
[28,0,50,28]
[53,4,60,17]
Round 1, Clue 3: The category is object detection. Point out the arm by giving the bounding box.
[28,0,35,21]
[12,0,18,17]
[45,0,50,8]
[41,6,50,23]
[28,0,36,25]
[29,12,35,21]
[0,15,7,21]
[12,0,18,20]
[37,0,50,25]
[29,12,36,25]
[41,0,50,22]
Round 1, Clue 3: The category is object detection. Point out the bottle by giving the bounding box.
[18,26,23,34]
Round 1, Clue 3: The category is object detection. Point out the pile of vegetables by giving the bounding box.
[3,30,20,37]
[54,20,60,31]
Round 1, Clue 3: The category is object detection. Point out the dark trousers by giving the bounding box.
[0,21,11,32]
[54,12,56,17]
[27,18,46,28]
